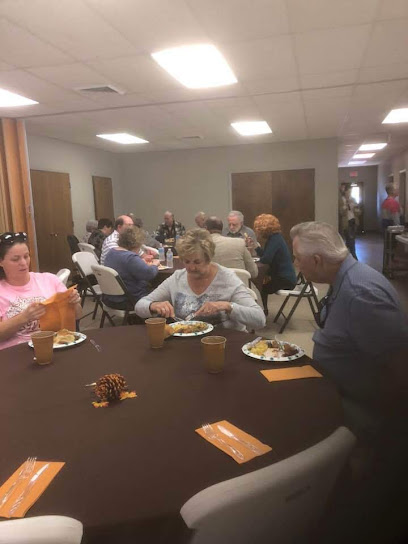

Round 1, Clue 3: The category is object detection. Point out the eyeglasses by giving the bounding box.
[0,232,28,246]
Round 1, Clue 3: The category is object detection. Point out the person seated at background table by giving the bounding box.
[82,220,98,243]
[222,210,259,250]
[131,216,162,249]
[136,228,266,332]
[253,214,296,313]
[0,232,82,350]
[194,211,207,228]
[88,218,113,261]
[206,216,258,279]
[155,211,186,245]
[104,226,159,309]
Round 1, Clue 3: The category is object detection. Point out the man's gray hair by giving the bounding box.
[385,182,396,196]
[228,210,244,222]
[290,221,349,263]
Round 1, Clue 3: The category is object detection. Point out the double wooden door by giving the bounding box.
[231,169,315,244]
[31,169,74,273]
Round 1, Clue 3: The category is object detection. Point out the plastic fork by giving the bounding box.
[0,457,36,508]
[202,423,244,460]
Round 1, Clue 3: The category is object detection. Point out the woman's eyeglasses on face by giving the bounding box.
[0,232,28,246]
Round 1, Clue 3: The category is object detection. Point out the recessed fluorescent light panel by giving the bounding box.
[382,108,408,124]
[353,153,375,159]
[348,161,366,165]
[151,44,237,89]
[96,133,148,144]
[231,121,272,136]
[0,88,38,107]
[359,143,387,151]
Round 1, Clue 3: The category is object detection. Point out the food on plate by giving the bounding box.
[54,329,77,345]
[249,338,299,358]
[164,324,175,338]
[172,322,208,334]
[283,344,298,356]
[249,340,269,356]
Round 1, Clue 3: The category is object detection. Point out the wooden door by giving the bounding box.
[93,176,114,220]
[31,170,74,273]
[231,169,315,244]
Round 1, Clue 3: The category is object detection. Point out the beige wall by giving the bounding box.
[26,133,122,238]
[118,138,338,233]
[338,166,378,231]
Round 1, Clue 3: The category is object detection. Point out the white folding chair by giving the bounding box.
[231,268,251,287]
[91,263,139,327]
[56,268,71,286]
[273,272,320,333]
[72,251,102,320]
[181,426,356,544]
[0,515,83,544]
[78,242,98,260]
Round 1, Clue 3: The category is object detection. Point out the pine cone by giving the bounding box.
[94,373,127,402]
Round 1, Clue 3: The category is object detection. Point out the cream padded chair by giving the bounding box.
[231,268,251,287]
[181,426,356,544]
[56,268,70,286]
[72,252,102,320]
[0,515,83,544]
[77,242,98,260]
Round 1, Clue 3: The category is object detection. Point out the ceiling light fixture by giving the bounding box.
[353,153,375,159]
[151,44,237,89]
[382,108,408,124]
[96,133,148,144]
[359,143,387,151]
[231,121,272,136]
[0,88,38,107]
[348,161,366,166]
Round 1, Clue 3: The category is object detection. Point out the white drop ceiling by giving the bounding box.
[1,0,408,165]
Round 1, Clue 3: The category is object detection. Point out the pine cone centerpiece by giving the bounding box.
[95,373,127,402]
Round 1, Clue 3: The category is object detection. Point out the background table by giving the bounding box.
[0,327,343,543]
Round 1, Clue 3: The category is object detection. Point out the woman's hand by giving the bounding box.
[142,254,154,263]
[68,288,81,305]
[149,301,175,318]
[194,301,232,317]
[22,302,46,323]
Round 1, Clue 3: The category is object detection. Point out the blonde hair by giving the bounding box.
[290,222,348,263]
[176,228,215,262]
[254,214,281,238]
[118,226,145,250]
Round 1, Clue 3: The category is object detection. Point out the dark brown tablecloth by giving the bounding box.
[0,327,343,543]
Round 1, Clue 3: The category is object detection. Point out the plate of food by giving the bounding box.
[242,337,304,362]
[168,320,214,337]
[28,329,87,350]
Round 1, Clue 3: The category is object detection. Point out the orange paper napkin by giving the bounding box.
[39,286,76,332]
[0,460,65,519]
[261,365,322,382]
[196,420,272,464]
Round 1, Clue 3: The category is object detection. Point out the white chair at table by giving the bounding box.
[56,268,71,286]
[180,426,356,544]
[77,242,98,261]
[91,263,139,327]
[231,268,251,287]
[72,251,102,321]
[0,515,83,543]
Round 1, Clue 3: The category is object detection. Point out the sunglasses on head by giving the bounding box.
[0,232,28,246]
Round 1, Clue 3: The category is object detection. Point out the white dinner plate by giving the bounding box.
[242,339,305,363]
[28,332,87,350]
[168,321,214,337]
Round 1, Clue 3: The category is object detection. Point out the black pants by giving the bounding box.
[261,277,296,314]
[343,218,358,260]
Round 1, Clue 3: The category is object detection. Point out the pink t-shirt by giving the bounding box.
[0,272,66,350]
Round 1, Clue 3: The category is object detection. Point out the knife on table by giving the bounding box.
[217,425,262,455]
[9,463,50,515]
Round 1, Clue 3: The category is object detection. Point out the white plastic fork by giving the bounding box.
[202,423,244,460]
[0,457,36,508]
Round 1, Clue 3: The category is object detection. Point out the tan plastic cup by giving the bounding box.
[201,336,227,374]
[145,317,166,348]
[31,331,55,365]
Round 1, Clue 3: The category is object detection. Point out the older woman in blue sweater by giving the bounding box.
[254,214,296,315]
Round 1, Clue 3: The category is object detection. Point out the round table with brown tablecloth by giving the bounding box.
[0,326,343,543]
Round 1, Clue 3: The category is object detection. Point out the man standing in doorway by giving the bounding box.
[381,183,401,229]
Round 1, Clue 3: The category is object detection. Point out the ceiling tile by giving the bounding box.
[294,25,371,74]
[187,0,289,42]
[358,62,408,83]
[243,77,299,94]
[378,0,408,20]
[0,18,73,67]
[28,63,110,90]
[287,0,380,33]
[363,19,408,66]
[0,0,139,61]
[0,61,15,71]
[204,96,261,123]
[300,70,358,90]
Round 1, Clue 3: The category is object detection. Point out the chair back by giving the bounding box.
[67,234,80,255]
[0,515,83,543]
[56,268,70,286]
[181,426,356,544]
[91,264,127,297]
[72,251,98,278]
[78,242,98,259]
[231,268,251,287]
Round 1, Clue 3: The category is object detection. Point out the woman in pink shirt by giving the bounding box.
[0,232,82,350]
